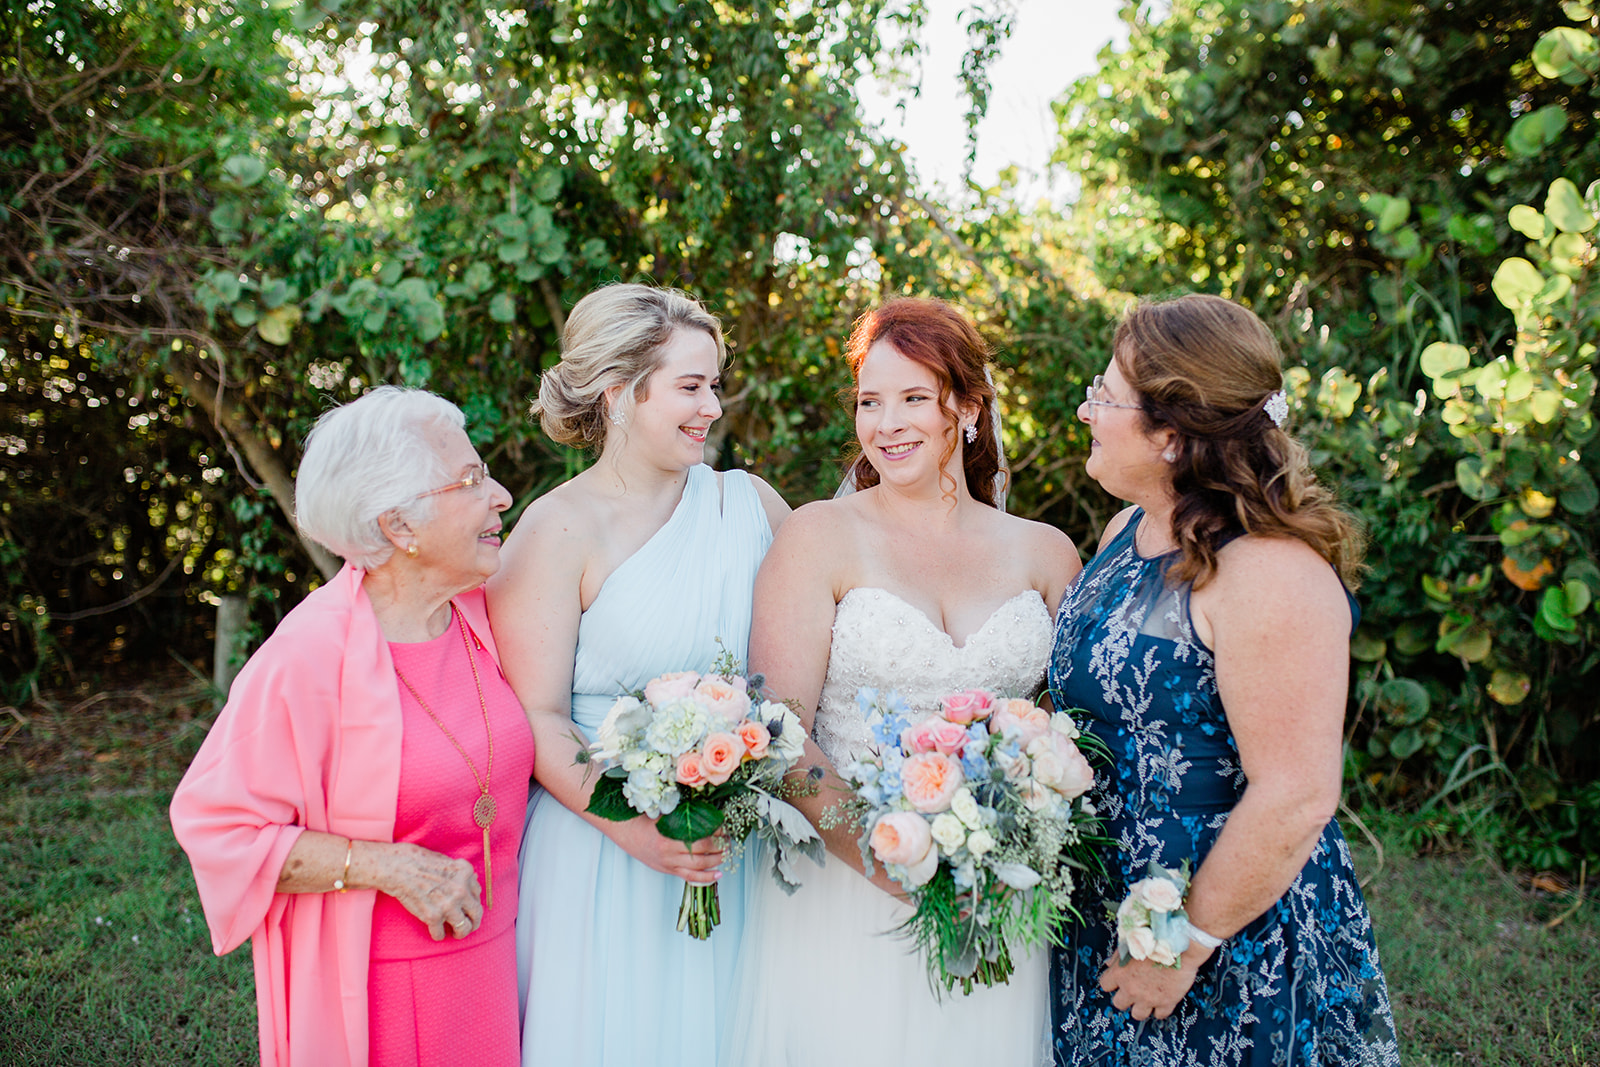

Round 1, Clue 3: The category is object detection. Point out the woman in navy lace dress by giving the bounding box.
[1049,294,1399,1066]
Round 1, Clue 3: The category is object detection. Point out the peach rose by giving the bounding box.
[991,698,1051,747]
[645,671,701,706]
[694,675,752,723]
[869,811,934,868]
[942,688,995,724]
[1026,732,1094,799]
[735,719,771,758]
[900,751,965,813]
[675,751,708,788]
[700,731,746,785]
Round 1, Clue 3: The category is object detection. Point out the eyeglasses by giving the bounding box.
[417,463,490,499]
[1083,375,1142,415]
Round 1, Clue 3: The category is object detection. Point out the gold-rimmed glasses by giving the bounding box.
[416,463,490,499]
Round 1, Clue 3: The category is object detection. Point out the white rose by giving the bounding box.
[1146,940,1179,967]
[1018,780,1061,813]
[1116,894,1148,929]
[1123,925,1157,961]
[1048,711,1081,740]
[930,812,967,854]
[1133,876,1184,914]
[966,828,995,857]
[950,787,983,830]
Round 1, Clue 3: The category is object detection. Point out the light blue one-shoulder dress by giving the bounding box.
[515,464,773,1067]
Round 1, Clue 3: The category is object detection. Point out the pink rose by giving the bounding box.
[869,811,934,869]
[925,718,971,756]
[694,675,752,723]
[675,751,708,788]
[899,720,939,753]
[900,752,965,813]
[735,719,771,759]
[942,688,995,724]
[1026,732,1094,799]
[991,698,1051,747]
[645,671,701,706]
[700,731,746,785]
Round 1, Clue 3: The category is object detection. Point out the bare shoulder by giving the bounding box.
[774,496,861,552]
[994,511,1081,608]
[1208,534,1351,624]
[493,479,598,587]
[1001,511,1077,557]
[745,473,792,534]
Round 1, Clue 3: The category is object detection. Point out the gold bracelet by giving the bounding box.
[332,838,353,892]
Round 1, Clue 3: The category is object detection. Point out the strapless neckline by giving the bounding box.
[838,586,1047,651]
[813,586,1054,770]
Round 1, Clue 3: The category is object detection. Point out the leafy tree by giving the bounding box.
[2,0,1113,691]
[1054,0,1600,870]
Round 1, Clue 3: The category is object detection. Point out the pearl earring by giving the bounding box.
[964,424,978,444]
[610,409,625,428]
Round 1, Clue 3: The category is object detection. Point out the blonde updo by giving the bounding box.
[533,283,726,449]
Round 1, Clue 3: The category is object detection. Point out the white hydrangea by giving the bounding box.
[643,697,712,756]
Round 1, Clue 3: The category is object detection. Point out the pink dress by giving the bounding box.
[369,611,536,1067]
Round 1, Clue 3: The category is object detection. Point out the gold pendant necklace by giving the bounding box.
[393,606,498,909]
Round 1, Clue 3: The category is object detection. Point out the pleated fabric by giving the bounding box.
[515,465,773,1067]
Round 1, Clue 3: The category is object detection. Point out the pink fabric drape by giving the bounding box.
[170,564,500,1066]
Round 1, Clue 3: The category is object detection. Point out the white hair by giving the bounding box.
[293,386,465,569]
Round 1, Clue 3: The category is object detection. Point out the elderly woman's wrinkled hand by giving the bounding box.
[381,842,484,941]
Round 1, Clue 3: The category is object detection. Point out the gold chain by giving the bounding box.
[392,604,498,907]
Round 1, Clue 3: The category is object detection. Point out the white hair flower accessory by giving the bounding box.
[1262,389,1289,428]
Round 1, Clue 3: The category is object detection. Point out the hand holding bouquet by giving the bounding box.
[838,687,1103,994]
[581,655,824,938]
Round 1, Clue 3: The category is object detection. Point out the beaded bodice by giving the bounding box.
[812,587,1053,768]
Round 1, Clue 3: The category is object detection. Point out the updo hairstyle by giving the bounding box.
[533,283,726,450]
[294,386,465,569]
[1115,293,1365,587]
[843,297,1004,508]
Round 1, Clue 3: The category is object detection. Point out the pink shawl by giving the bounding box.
[170,564,499,1066]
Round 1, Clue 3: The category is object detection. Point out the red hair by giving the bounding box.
[842,298,1004,508]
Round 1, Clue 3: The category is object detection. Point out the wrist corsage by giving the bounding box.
[1110,859,1223,968]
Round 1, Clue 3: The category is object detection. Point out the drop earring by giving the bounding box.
[964,424,978,444]
[610,409,625,427]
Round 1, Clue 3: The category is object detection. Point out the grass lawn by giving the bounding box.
[1,675,1596,1065]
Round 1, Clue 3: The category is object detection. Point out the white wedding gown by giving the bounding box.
[722,586,1055,1067]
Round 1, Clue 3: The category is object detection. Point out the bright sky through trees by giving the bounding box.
[859,0,1129,204]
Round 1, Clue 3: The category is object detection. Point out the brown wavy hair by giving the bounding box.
[1116,293,1366,588]
[842,298,1004,508]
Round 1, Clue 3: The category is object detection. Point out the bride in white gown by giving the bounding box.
[723,298,1082,1066]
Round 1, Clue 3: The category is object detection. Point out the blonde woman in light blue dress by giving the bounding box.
[487,284,788,1067]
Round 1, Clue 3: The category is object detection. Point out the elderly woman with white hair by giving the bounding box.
[171,386,533,1067]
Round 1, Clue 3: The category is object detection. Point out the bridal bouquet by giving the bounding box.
[581,653,824,939]
[838,687,1103,993]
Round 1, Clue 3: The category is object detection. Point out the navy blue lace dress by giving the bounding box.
[1048,510,1399,1067]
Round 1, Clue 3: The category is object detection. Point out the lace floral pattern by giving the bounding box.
[1047,511,1400,1067]
[813,587,1053,769]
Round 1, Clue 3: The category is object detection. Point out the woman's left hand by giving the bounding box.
[1099,944,1213,1020]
